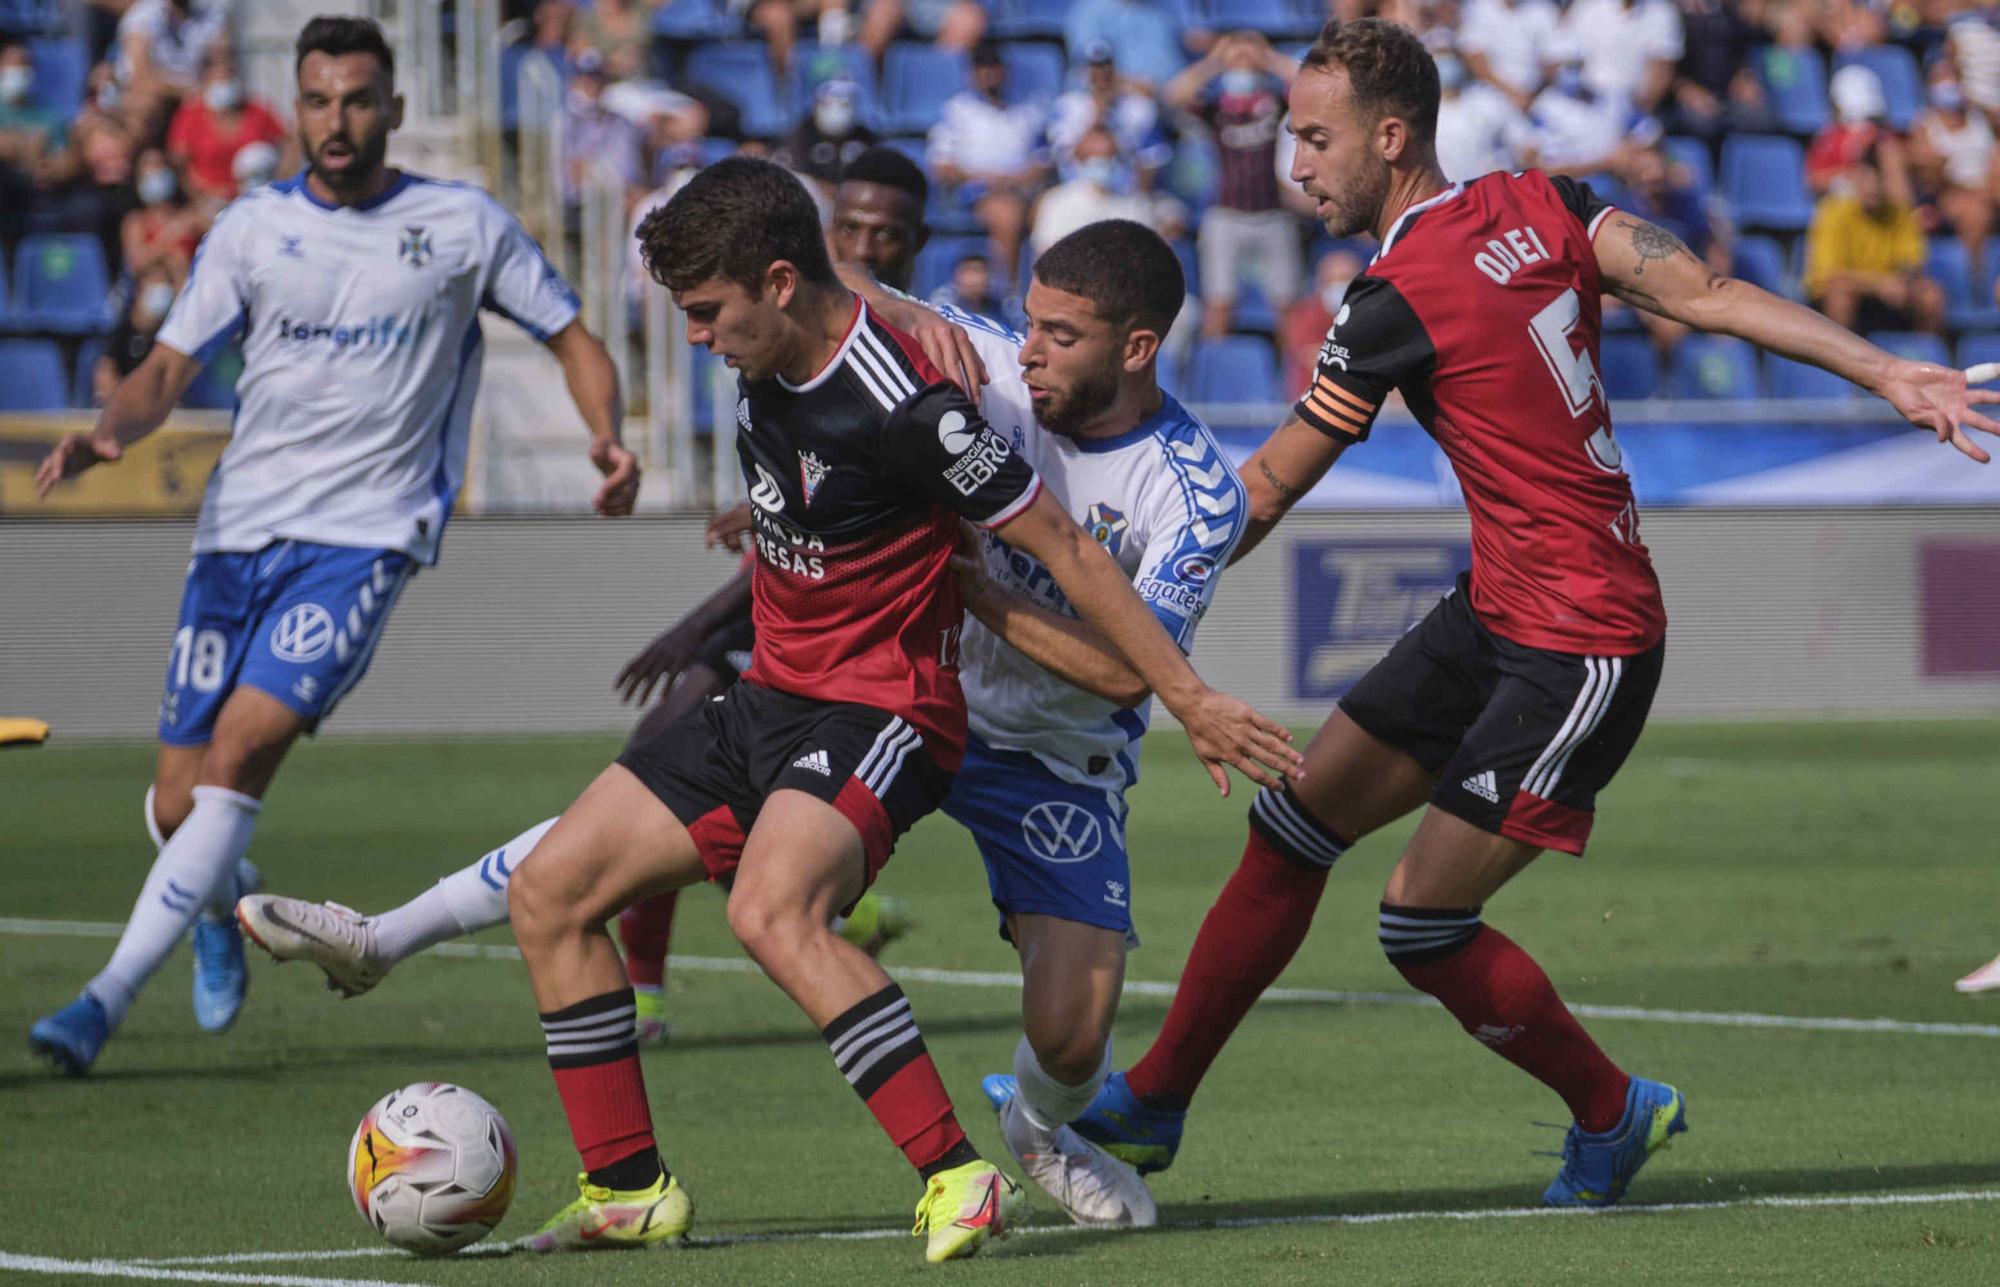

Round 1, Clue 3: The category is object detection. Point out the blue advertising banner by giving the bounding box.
[1291,539,1471,701]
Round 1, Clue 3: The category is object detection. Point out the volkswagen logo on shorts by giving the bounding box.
[270,603,334,663]
[1021,801,1102,864]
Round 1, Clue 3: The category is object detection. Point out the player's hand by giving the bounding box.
[1173,687,1304,796]
[947,520,988,599]
[705,501,754,552]
[907,310,988,398]
[34,431,122,499]
[590,439,642,515]
[1881,360,2000,464]
[615,621,704,706]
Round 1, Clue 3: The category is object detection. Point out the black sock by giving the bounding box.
[916,1137,980,1182]
[587,1146,667,1192]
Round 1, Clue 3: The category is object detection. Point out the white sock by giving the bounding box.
[1005,1033,1111,1152]
[371,817,558,966]
[149,786,258,924]
[87,786,261,1029]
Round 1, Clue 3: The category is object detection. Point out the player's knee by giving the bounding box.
[1378,902,1484,976]
[724,887,806,961]
[506,855,577,947]
[1248,784,1352,873]
[1025,1024,1108,1087]
[198,734,284,796]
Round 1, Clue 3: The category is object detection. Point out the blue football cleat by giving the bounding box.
[1070,1071,1185,1176]
[192,859,259,1033]
[980,1072,1017,1113]
[30,994,111,1076]
[1543,1077,1688,1207]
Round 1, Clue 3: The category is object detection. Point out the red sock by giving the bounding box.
[541,990,657,1171]
[618,893,678,989]
[824,984,975,1177]
[1126,829,1331,1107]
[1393,923,1630,1132]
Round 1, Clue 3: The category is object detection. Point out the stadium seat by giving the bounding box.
[28,35,85,118]
[1230,280,1278,334]
[1866,331,1949,367]
[13,233,111,332]
[499,44,564,131]
[1667,335,1759,399]
[1170,236,1201,299]
[685,42,790,139]
[913,234,993,301]
[1756,45,1829,135]
[880,44,967,135]
[1001,43,1066,107]
[1764,353,1854,399]
[0,339,68,410]
[1187,336,1280,404]
[651,0,731,40]
[1731,235,1793,298]
[1833,46,1922,130]
[1719,136,1813,232]
[791,41,880,126]
[1599,333,1659,401]
[1662,136,1713,199]
[990,0,1072,40]
[1957,331,2000,371]
[1189,0,1318,38]
[1934,236,2000,331]
[72,336,101,407]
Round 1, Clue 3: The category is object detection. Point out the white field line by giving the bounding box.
[6,917,1999,1041]
[107,1186,2000,1266]
[0,1251,411,1286]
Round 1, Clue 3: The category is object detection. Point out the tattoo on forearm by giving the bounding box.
[1258,459,1305,500]
[1619,218,1691,276]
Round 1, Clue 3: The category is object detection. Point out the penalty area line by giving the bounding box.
[5,916,1999,1040]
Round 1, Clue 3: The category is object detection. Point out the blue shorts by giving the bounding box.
[940,737,1135,942]
[158,541,416,745]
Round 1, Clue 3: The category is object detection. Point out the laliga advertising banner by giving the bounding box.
[1291,539,1471,701]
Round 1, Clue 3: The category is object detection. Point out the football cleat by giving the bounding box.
[912,1160,1024,1263]
[1955,952,2000,994]
[192,859,260,1032]
[29,993,110,1076]
[1543,1077,1688,1207]
[982,1074,1157,1228]
[840,891,913,958]
[1070,1070,1185,1175]
[633,984,672,1045]
[526,1170,692,1251]
[236,895,385,997]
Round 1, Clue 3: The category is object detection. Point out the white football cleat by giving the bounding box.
[236,895,386,997]
[997,1095,1158,1228]
[1955,952,2000,994]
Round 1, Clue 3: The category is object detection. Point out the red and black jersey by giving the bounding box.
[735,298,1041,768]
[1293,170,1666,656]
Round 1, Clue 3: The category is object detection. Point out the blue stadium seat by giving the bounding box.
[1957,332,2000,370]
[1765,353,1854,399]
[1866,331,1949,366]
[651,0,731,39]
[1719,136,1813,232]
[791,41,881,127]
[1189,0,1318,38]
[0,339,68,410]
[72,336,102,407]
[685,42,790,138]
[1187,336,1280,404]
[28,35,85,117]
[1662,136,1713,199]
[14,233,110,332]
[1833,46,1922,130]
[913,235,992,301]
[1731,234,1793,298]
[1170,236,1200,299]
[990,0,1071,40]
[1933,236,2000,331]
[1230,280,1278,334]
[1668,335,1759,399]
[1599,333,1659,401]
[880,44,967,135]
[1757,45,1828,135]
[1001,43,1066,107]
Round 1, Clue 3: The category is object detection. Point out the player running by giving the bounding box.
[1068,18,2000,1209]
[26,16,636,1076]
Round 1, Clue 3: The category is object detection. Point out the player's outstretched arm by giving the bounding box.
[949,527,1150,707]
[33,341,203,498]
[991,487,1303,793]
[544,320,642,513]
[1233,412,1350,563]
[1595,213,2000,462]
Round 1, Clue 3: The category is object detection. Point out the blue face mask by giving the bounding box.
[1078,156,1122,190]
[1435,54,1467,94]
[1220,69,1262,97]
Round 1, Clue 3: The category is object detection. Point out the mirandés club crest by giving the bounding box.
[798,450,829,506]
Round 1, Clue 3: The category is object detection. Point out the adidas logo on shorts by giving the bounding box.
[792,748,832,776]
[1461,769,1500,803]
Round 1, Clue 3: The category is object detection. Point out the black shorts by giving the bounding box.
[616,680,952,884]
[694,612,756,686]
[1338,574,1663,855]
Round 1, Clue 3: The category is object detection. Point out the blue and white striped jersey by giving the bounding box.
[155,171,581,564]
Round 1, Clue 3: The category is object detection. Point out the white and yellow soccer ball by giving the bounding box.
[348,1082,518,1255]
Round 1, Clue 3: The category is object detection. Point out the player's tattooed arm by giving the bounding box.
[1234,413,1347,564]
[1595,214,1736,322]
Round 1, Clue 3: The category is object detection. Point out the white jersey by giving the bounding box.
[932,303,1248,795]
[156,171,582,564]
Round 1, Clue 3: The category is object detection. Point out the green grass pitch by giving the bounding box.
[4,722,2000,1284]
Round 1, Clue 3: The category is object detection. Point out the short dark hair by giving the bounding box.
[1301,18,1438,147]
[838,146,929,211]
[637,156,835,294]
[296,15,395,81]
[1033,219,1184,336]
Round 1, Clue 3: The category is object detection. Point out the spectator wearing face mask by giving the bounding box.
[561,48,645,212]
[116,0,228,141]
[0,40,67,193]
[1803,145,1946,336]
[1049,42,1169,177]
[1908,73,1995,286]
[1524,42,1660,177]
[1028,127,1155,258]
[927,40,1049,288]
[1280,247,1364,397]
[1807,64,1912,203]
[95,265,183,405]
[1434,48,1531,182]
[778,77,878,195]
[1167,30,1302,339]
[167,47,289,207]
[121,148,205,287]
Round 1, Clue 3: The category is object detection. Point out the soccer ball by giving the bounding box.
[347,1082,518,1255]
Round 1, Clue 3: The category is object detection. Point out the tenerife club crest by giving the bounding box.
[398,225,434,268]
[798,450,829,506]
[1085,502,1127,557]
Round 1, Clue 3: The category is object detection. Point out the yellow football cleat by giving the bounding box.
[525,1170,692,1252]
[911,1160,1023,1264]
[633,984,672,1045]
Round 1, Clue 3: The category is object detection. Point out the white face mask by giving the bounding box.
[140,282,178,319]
[96,80,120,110]
[1079,156,1120,190]
[203,79,243,112]
[1220,69,1261,97]
[1320,278,1351,315]
[814,98,855,135]
[138,169,177,205]
[0,65,30,105]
